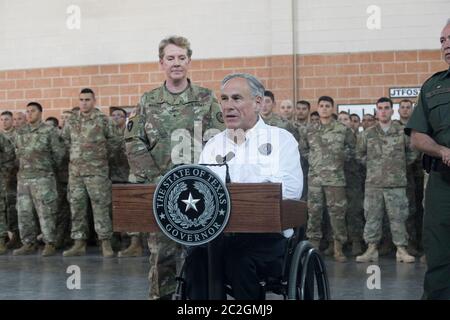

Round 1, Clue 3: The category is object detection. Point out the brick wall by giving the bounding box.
[0,49,447,119]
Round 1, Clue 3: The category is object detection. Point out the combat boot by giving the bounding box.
[118,236,143,258]
[42,243,56,257]
[351,241,363,256]
[396,246,415,263]
[63,240,86,257]
[6,232,22,249]
[333,241,347,262]
[356,243,378,262]
[102,240,114,258]
[0,238,6,255]
[13,243,38,256]
[309,239,320,251]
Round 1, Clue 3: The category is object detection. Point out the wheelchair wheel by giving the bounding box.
[287,240,330,300]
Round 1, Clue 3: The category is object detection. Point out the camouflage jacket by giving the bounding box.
[124,80,225,183]
[15,122,65,179]
[261,113,300,141]
[0,132,15,178]
[300,119,356,187]
[62,108,123,177]
[109,125,130,183]
[357,121,417,188]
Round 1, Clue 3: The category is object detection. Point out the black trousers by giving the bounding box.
[185,233,287,300]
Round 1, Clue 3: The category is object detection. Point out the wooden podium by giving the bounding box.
[112,183,307,233]
[112,182,307,299]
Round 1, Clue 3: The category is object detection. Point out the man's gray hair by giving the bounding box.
[221,73,265,98]
[447,18,450,26]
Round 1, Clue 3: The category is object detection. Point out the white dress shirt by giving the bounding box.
[199,117,303,237]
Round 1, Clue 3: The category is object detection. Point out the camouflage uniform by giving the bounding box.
[15,123,65,245]
[356,121,417,246]
[344,131,365,245]
[1,129,18,236]
[55,140,71,248]
[61,109,122,241]
[293,121,309,200]
[262,112,300,141]
[0,133,15,243]
[109,126,130,183]
[125,80,224,299]
[300,119,355,244]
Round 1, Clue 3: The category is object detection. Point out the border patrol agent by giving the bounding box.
[405,20,450,299]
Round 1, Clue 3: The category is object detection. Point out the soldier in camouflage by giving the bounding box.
[260,91,299,140]
[13,111,26,130]
[55,110,72,249]
[62,88,123,258]
[356,97,417,263]
[12,102,65,256]
[124,36,224,299]
[293,100,310,200]
[0,111,21,249]
[338,111,365,255]
[0,132,15,255]
[299,96,355,262]
[279,99,294,121]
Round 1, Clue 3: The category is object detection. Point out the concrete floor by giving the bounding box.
[0,247,426,300]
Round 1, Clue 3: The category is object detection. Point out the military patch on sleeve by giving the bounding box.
[127,120,134,132]
[258,143,272,156]
[216,112,224,123]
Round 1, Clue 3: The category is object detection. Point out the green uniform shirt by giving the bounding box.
[15,122,65,179]
[357,121,416,188]
[0,132,15,176]
[405,67,450,298]
[62,108,123,177]
[301,119,356,187]
[261,112,299,141]
[125,80,225,183]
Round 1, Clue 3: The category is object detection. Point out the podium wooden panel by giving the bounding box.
[112,183,307,233]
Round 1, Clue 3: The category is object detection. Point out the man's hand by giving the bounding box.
[439,146,450,166]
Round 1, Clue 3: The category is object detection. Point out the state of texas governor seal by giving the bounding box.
[153,164,231,246]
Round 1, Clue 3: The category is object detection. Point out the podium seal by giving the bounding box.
[153,164,231,246]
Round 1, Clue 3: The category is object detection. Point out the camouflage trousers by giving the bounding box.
[148,232,183,299]
[56,181,71,246]
[363,187,409,247]
[6,177,18,233]
[68,175,112,240]
[0,179,7,239]
[346,185,365,243]
[17,176,58,244]
[307,186,348,243]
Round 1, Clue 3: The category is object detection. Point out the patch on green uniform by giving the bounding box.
[127,120,134,132]
[216,112,224,123]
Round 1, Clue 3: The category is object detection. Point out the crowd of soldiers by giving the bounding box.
[0,35,429,302]
[259,94,425,264]
[0,89,425,264]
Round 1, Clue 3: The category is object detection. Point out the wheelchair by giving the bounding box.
[173,226,331,300]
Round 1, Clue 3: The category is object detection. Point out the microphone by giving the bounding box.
[200,152,235,184]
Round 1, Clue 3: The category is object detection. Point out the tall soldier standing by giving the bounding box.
[13,102,65,256]
[124,36,224,299]
[62,88,123,258]
[405,20,450,299]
